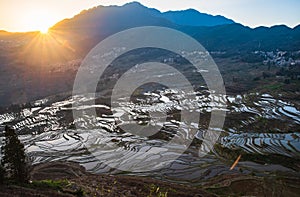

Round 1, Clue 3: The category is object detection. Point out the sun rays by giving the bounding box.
[20,29,76,66]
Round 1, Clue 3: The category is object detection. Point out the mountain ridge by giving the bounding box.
[49,2,299,54]
[1,2,299,54]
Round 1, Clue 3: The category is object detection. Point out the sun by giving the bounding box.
[35,21,51,34]
[39,27,49,34]
[23,10,53,34]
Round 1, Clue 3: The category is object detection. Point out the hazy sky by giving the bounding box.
[0,0,299,32]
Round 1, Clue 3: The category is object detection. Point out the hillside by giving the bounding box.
[1,161,299,196]
[50,2,300,54]
[0,2,299,106]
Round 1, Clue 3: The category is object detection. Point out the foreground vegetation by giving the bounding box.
[1,126,29,184]
[1,160,299,197]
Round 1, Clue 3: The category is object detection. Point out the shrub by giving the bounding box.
[1,126,29,183]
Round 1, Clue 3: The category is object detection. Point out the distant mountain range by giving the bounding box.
[50,2,300,54]
[0,2,299,106]
[1,2,299,55]
[118,2,235,26]
[157,9,235,27]
[53,2,234,31]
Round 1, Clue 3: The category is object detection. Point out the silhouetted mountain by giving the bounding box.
[120,2,235,26]
[0,2,299,107]
[53,2,235,32]
[160,9,234,26]
[53,2,174,35]
[51,2,175,54]
[180,24,300,52]
[50,2,300,54]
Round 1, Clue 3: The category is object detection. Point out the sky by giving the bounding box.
[0,0,299,32]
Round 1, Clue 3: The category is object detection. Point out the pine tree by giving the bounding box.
[1,126,29,183]
[0,131,5,184]
[0,163,4,184]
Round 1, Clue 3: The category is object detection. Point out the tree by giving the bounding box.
[0,134,5,184]
[0,163,4,184]
[1,126,29,183]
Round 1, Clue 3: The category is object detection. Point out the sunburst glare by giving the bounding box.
[39,27,49,34]
[20,29,76,66]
